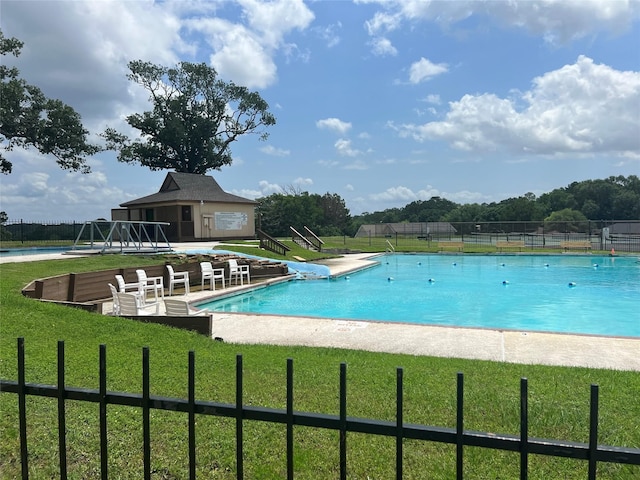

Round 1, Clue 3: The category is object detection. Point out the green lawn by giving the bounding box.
[1,255,638,479]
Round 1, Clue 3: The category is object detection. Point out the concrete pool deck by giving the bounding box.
[4,245,639,371]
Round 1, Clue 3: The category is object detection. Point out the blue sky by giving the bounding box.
[1,0,639,221]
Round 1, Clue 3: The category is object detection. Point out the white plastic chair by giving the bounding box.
[228,259,250,286]
[166,265,190,295]
[117,292,158,315]
[200,262,225,290]
[108,283,120,315]
[114,275,143,307]
[115,274,139,293]
[136,269,164,304]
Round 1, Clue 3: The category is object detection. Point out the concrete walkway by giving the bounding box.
[3,245,638,371]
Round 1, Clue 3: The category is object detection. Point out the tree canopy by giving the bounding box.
[257,191,351,237]
[103,60,276,174]
[352,175,640,232]
[0,31,99,175]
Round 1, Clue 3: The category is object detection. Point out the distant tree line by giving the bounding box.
[257,175,640,237]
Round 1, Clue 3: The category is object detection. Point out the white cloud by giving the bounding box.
[370,37,398,56]
[316,118,352,134]
[408,57,448,84]
[370,186,417,202]
[186,0,314,88]
[239,0,315,48]
[393,56,640,156]
[258,180,284,194]
[335,139,362,157]
[190,18,277,89]
[0,168,132,220]
[314,21,342,48]
[364,10,402,36]
[369,184,491,206]
[293,177,313,186]
[362,0,640,45]
[343,160,368,170]
[422,94,442,105]
[260,145,291,156]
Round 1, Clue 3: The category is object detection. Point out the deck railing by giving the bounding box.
[1,338,639,479]
[257,228,290,256]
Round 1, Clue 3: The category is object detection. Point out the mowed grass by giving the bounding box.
[1,255,639,479]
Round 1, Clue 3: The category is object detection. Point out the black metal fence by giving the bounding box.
[1,338,638,479]
[0,220,112,243]
[352,220,640,252]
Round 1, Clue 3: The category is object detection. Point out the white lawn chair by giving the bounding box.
[166,265,190,295]
[136,269,164,305]
[115,274,139,293]
[228,259,250,286]
[108,283,120,315]
[117,292,158,315]
[114,275,143,307]
[200,262,225,290]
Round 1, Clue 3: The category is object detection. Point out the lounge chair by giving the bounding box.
[200,262,225,290]
[228,258,250,285]
[166,265,190,295]
[136,269,164,304]
[117,292,158,315]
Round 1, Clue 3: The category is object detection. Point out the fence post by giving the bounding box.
[99,344,108,480]
[456,372,464,480]
[520,378,528,480]
[589,385,599,480]
[396,367,403,480]
[188,351,196,480]
[17,337,28,480]
[143,347,151,480]
[57,341,68,479]
[236,355,244,479]
[340,363,347,480]
[287,358,294,480]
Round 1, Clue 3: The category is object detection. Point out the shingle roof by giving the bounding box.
[120,172,256,207]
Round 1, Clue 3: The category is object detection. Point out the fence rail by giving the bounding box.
[1,338,638,479]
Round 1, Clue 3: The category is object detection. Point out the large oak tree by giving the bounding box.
[0,31,99,175]
[103,60,276,174]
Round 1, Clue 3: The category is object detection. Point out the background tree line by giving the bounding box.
[257,175,640,237]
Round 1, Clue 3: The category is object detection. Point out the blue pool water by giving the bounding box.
[0,246,72,257]
[200,254,640,337]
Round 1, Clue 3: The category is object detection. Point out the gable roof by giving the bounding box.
[120,172,256,207]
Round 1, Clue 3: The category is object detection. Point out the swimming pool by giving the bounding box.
[200,254,640,338]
